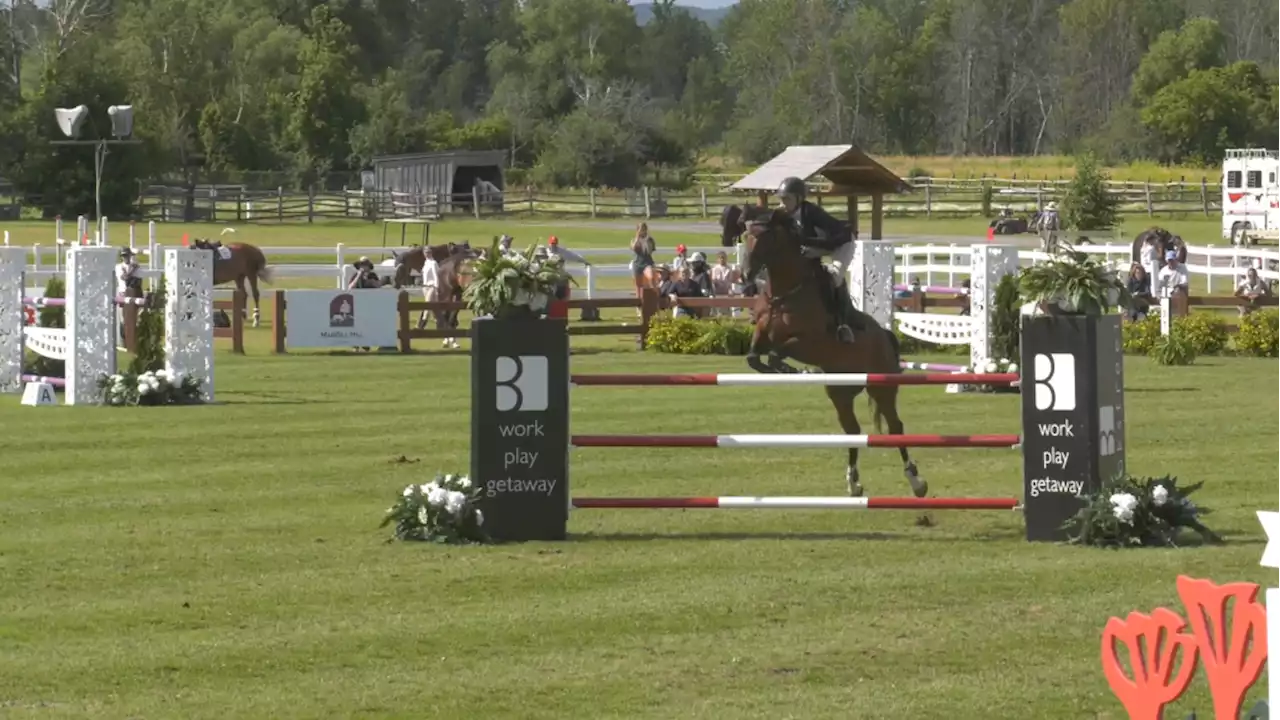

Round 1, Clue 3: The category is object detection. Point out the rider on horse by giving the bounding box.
[775,176,861,343]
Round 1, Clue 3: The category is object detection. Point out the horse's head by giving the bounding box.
[744,207,800,283]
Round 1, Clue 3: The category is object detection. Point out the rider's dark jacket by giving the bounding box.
[790,201,853,252]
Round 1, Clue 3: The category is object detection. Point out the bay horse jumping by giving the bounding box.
[743,208,925,499]
[189,239,274,327]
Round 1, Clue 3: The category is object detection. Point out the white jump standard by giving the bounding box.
[0,246,216,404]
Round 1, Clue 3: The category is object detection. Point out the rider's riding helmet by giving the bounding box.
[676,244,687,254]
[777,176,807,202]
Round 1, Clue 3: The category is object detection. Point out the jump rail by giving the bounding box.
[571,496,1022,510]
[570,434,1022,448]
[570,372,1019,386]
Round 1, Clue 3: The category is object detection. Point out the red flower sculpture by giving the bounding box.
[1101,608,1199,720]
[1175,576,1268,720]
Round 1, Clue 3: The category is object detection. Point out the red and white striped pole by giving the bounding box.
[571,372,1019,386]
[570,434,1021,449]
[571,497,1021,510]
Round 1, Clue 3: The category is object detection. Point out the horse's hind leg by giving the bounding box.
[248,275,262,328]
[868,385,927,498]
[826,386,865,497]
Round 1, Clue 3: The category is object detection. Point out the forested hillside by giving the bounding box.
[0,0,1275,217]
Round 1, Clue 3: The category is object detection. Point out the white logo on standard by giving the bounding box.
[1033,352,1076,411]
[495,355,548,412]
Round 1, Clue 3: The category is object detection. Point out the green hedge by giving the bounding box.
[1122,311,1274,357]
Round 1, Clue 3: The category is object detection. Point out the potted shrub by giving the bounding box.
[462,238,574,320]
[1018,241,1131,316]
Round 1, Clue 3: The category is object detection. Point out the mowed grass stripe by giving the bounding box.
[0,344,1274,719]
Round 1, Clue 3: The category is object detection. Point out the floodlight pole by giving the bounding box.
[51,103,140,225]
[49,138,142,223]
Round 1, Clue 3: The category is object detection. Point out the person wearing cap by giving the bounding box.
[116,248,144,346]
[1036,201,1061,253]
[687,251,713,296]
[671,243,689,271]
[545,235,590,266]
[1155,249,1189,297]
[775,175,859,343]
[116,248,142,297]
[348,256,381,289]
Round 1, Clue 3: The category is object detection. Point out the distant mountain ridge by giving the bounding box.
[632,3,732,27]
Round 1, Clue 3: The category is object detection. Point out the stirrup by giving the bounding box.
[836,324,855,343]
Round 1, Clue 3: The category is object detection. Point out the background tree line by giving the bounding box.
[0,0,1275,218]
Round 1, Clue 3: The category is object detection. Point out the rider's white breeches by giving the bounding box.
[828,242,856,286]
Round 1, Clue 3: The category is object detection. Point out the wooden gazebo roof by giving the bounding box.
[731,145,912,196]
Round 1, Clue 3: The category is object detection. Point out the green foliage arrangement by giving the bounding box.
[989,274,1022,362]
[1236,309,1279,357]
[129,276,166,375]
[1171,312,1228,355]
[1151,332,1197,366]
[1018,241,1130,315]
[1060,154,1119,231]
[24,276,65,380]
[646,315,753,355]
[1062,474,1220,548]
[462,239,573,320]
[1121,314,1163,355]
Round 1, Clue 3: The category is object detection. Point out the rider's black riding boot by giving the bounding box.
[833,281,855,343]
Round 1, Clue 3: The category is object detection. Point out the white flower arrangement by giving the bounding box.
[97,368,204,406]
[945,357,1021,394]
[381,472,488,544]
[1063,474,1220,548]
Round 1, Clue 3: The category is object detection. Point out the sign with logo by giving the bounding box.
[283,290,398,348]
[1020,315,1126,542]
[471,318,570,541]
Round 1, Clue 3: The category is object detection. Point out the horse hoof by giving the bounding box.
[904,463,927,498]
[847,467,863,497]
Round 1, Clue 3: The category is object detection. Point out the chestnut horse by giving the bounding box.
[189,239,273,327]
[743,208,925,499]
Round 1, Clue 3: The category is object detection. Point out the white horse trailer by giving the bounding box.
[1222,148,1280,244]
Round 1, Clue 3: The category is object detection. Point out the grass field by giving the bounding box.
[0,324,1276,718]
[1,215,1273,718]
[700,154,1220,183]
[0,213,1231,253]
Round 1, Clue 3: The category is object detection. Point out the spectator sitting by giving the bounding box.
[710,251,740,316]
[656,264,674,293]
[1155,250,1189,297]
[688,252,714,296]
[664,265,705,318]
[348,256,383,289]
[1126,263,1153,320]
[671,244,689,271]
[1235,267,1271,316]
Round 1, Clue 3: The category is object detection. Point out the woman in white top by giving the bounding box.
[419,254,457,349]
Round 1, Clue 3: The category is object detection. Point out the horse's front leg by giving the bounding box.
[745,321,774,374]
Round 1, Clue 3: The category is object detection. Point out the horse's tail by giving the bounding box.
[248,245,274,284]
[867,325,902,433]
